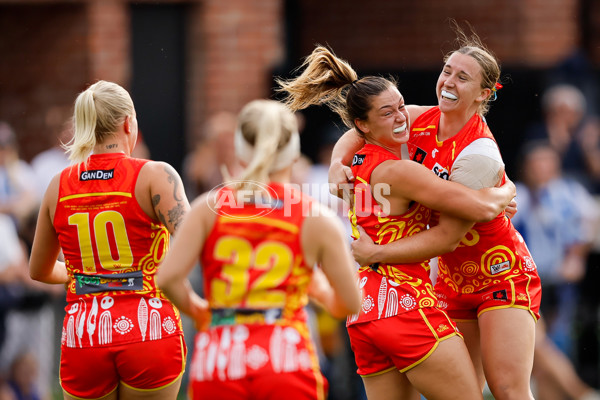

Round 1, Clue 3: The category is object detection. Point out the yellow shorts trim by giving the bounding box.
[360,365,397,378]
[61,385,118,400]
[478,304,539,322]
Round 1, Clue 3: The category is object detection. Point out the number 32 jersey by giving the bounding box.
[200,183,315,324]
[54,153,183,348]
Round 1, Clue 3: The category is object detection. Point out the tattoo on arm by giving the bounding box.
[168,203,186,232]
[165,166,183,202]
[152,194,169,226]
[157,209,168,228]
[152,165,186,232]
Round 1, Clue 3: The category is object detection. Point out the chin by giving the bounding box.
[438,101,455,112]
[395,135,409,144]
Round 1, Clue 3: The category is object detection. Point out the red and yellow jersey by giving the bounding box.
[54,153,182,348]
[407,107,539,294]
[201,182,316,325]
[347,144,437,326]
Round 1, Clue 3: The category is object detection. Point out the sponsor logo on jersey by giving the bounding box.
[412,147,427,164]
[432,162,449,180]
[352,154,366,166]
[490,260,510,275]
[411,131,431,138]
[74,271,143,294]
[80,169,115,181]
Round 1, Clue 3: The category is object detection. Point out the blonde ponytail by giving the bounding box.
[65,80,135,164]
[66,89,97,164]
[235,100,298,191]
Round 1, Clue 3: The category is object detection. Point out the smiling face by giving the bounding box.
[355,85,409,156]
[436,52,491,117]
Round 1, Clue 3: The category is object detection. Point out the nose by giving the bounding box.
[444,73,456,87]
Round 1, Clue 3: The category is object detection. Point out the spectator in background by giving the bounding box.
[0,209,55,400]
[183,112,243,198]
[30,120,72,201]
[511,140,600,400]
[6,352,41,400]
[525,84,600,193]
[534,318,600,400]
[0,213,31,352]
[0,123,38,231]
[512,140,599,355]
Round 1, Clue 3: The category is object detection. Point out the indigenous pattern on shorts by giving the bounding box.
[347,144,437,327]
[54,153,183,348]
[407,107,539,296]
[189,322,322,384]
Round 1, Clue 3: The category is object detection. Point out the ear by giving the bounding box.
[123,115,131,134]
[477,88,492,103]
[354,118,370,135]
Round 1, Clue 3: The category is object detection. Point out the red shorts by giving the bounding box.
[188,323,327,400]
[435,273,541,321]
[60,334,186,399]
[347,307,460,375]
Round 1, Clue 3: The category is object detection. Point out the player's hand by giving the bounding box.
[191,296,211,331]
[307,267,333,309]
[328,160,354,205]
[351,226,378,266]
[504,198,518,219]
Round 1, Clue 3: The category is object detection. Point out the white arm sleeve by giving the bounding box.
[450,138,504,190]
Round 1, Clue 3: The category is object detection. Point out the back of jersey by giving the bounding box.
[55,153,169,302]
[201,182,314,323]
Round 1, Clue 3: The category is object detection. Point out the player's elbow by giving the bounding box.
[29,262,51,283]
[29,269,43,282]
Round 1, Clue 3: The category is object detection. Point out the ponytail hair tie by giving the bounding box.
[351,79,359,88]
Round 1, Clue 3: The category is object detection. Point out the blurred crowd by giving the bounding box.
[1,80,600,400]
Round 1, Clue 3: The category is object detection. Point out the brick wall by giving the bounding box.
[87,0,130,85]
[293,0,581,71]
[0,0,596,161]
[0,3,88,160]
[187,0,284,143]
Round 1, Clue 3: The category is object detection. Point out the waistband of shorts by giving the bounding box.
[210,308,283,326]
